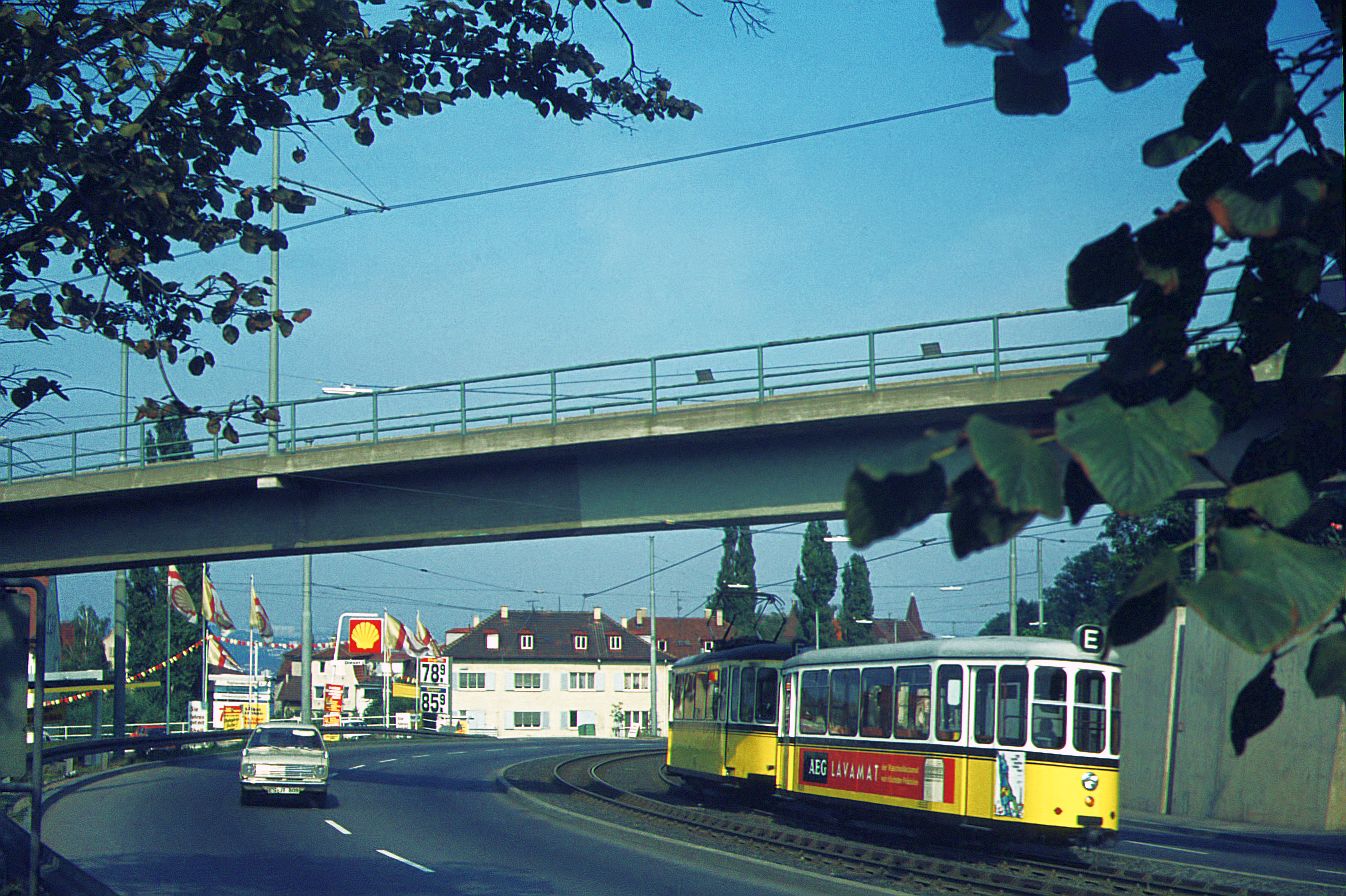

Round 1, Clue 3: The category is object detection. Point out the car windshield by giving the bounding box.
[247,728,322,750]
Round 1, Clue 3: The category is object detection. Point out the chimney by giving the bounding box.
[500,605,509,620]
[620,617,628,629]
[716,609,724,627]
[704,608,712,620]
[472,615,480,627]
[636,608,646,626]
[592,606,601,623]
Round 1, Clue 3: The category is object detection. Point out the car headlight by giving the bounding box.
[241,763,255,776]
[1081,772,1099,792]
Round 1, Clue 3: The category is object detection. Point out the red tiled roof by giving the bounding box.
[447,608,672,662]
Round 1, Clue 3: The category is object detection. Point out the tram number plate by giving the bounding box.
[802,750,829,784]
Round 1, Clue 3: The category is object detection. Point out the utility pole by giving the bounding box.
[1008,538,1018,636]
[648,536,658,737]
[113,342,128,737]
[301,555,313,724]
[1036,538,1044,633]
[267,127,281,456]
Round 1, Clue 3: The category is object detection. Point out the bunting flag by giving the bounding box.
[249,578,273,639]
[207,633,245,672]
[166,565,198,623]
[415,612,438,657]
[201,570,236,633]
[43,638,204,708]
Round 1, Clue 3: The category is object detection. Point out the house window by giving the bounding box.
[702,640,715,652]
[567,710,580,728]
[459,672,486,689]
[568,671,596,690]
[608,634,622,651]
[513,712,542,728]
[656,639,668,652]
[514,672,542,690]
[519,633,534,650]
[623,672,649,690]
[484,631,499,650]
[573,634,588,651]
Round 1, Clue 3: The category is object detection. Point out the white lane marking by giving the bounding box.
[348,764,366,770]
[378,758,398,764]
[325,820,351,836]
[1123,840,1207,855]
[412,754,430,758]
[377,849,434,873]
[1318,869,1346,877]
[481,748,504,753]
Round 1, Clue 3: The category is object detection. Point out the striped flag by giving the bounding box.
[207,633,245,672]
[415,612,438,657]
[384,612,431,657]
[201,571,236,632]
[249,578,273,639]
[166,565,198,623]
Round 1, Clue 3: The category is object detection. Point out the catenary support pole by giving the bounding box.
[648,536,658,736]
[301,556,313,724]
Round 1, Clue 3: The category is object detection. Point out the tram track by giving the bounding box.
[506,749,1322,896]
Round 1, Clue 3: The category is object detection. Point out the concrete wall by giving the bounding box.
[1121,610,1346,830]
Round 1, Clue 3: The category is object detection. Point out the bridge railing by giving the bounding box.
[0,286,1278,484]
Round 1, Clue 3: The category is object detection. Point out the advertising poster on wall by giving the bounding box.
[799,749,955,804]
[322,683,344,742]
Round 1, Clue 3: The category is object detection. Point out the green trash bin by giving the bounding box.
[578,723,596,736]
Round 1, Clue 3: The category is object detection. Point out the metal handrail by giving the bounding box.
[2,279,1336,485]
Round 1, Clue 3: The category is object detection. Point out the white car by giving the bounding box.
[239,721,329,807]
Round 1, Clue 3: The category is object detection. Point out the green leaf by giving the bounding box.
[965,414,1063,518]
[1230,662,1284,756]
[1181,527,1346,652]
[1284,300,1346,381]
[118,122,143,139]
[1226,73,1294,145]
[947,468,1034,559]
[1306,633,1346,702]
[1226,472,1311,528]
[1066,225,1142,310]
[221,324,239,345]
[993,55,1069,117]
[844,432,957,548]
[1056,394,1214,514]
[1207,185,1282,239]
[1143,126,1205,169]
[1179,140,1253,204]
[1165,389,1222,454]
[1108,549,1179,647]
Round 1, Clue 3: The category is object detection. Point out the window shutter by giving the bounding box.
[505,712,514,730]
[506,674,514,691]
[594,671,606,690]
[560,675,568,691]
[541,673,550,690]
[485,671,496,690]
[541,712,550,729]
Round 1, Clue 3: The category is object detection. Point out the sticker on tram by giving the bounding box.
[994,751,1026,818]
[797,749,954,803]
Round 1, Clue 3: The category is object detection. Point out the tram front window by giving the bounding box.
[1074,669,1107,753]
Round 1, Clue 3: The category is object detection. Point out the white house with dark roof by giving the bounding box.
[443,605,673,738]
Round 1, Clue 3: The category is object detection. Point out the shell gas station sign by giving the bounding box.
[346,616,382,655]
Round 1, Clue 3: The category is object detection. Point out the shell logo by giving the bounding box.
[348,619,382,654]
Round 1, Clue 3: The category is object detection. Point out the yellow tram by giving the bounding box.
[666,635,1122,844]
[666,641,794,791]
[777,637,1122,844]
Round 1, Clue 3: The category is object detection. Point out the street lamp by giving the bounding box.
[321,384,376,396]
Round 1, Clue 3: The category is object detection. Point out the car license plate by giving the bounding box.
[266,786,302,795]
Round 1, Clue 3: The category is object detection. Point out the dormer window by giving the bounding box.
[702,640,715,652]
[608,634,622,651]
[657,639,668,653]
[519,632,534,650]
[573,633,588,651]
[485,631,499,650]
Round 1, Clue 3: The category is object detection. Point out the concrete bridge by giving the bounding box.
[1,298,1336,576]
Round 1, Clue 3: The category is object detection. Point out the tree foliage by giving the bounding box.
[126,563,207,724]
[847,2,1345,750]
[839,554,876,644]
[709,525,758,634]
[0,0,737,430]
[62,603,110,673]
[792,519,839,648]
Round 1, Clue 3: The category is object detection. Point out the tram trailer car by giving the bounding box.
[778,637,1122,845]
[666,641,794,792]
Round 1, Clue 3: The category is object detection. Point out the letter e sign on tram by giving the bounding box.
[1073,624,1105,654]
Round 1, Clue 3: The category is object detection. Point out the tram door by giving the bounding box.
[970,666,998,819]
[721,665,733,775]
[777,672,794,790]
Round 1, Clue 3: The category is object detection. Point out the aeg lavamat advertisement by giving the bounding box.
[799,749,954,803]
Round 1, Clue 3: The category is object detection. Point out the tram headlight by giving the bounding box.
[1081,772,1099,792]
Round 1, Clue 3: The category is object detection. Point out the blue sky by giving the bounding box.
[16,3,1342,653]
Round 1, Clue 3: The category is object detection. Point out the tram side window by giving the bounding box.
[998,666,1028,747]
[1110,672,1122,755]
[693,671,709,720]
[936,665,963,742]
[711,672,723,721]
[894,665,932,740]
[860,666,895,738]
[973,668,996,745]
[1031,666,1067,749]
[673,674,687,719]
[727,667,741,723]
[828,668,860,736]
[1074,669,1107,753]
[756,668,779,724]
[738,666,757,723]
[799,670,829,735]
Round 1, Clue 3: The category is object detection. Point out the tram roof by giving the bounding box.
[781,636,1121,670]
[670,640,797,669]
